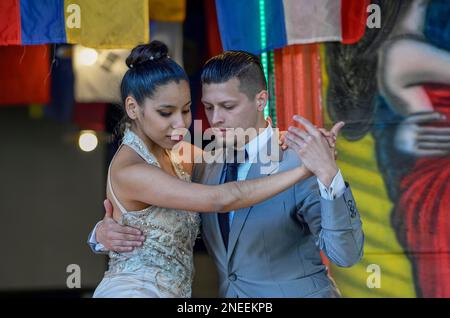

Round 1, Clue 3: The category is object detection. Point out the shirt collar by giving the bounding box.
[245,121,273,163]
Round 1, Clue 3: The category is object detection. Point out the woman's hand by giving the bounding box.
[394,111,450,157]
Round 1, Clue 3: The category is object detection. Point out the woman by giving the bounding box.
[93,41,335,298]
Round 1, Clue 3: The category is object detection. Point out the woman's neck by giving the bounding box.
[130,125,166,158]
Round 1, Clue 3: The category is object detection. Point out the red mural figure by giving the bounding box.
[377,0,450,298]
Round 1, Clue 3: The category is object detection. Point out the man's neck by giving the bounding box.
[245,120,270,145]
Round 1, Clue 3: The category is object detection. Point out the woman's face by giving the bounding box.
[132,80,192,149]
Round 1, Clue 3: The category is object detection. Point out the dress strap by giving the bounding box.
[107,159,129,215]
[107,129,160,215]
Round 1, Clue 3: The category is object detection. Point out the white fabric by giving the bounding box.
[282,0,342,45]
[317,169,346,200]
[74,21,183,103]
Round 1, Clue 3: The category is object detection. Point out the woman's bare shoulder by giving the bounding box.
[111,145,146,169]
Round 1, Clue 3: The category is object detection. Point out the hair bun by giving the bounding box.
[126,40,169,69]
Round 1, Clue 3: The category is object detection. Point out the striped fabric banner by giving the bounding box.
[215,0,369,54]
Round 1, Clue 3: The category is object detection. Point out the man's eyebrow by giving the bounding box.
[219,100,238,105]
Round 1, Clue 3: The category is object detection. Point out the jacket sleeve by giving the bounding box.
[294,176,364,267]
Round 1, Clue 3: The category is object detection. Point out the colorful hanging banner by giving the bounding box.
[0,0,21,45]
[215,0,369,54]
[64,0,149,49]
[0,0,150,48]
[0,45,50,105]
[149,0,186,22]
[73,20,183,103]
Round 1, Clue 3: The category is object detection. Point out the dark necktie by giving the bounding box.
[218,149,246,250]
[218,162,239,250]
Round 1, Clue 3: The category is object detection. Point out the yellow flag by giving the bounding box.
[64,0,149,49]
[149,0,186,22]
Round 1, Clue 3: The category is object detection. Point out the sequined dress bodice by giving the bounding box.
[105,129,200,297]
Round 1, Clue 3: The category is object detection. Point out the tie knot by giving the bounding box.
[224,147,248,165]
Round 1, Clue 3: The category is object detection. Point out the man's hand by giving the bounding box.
[280,122,343,160]
[285,115,341,187]
[96,199,146,252]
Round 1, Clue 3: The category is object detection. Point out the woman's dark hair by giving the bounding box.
[117,40,188,135]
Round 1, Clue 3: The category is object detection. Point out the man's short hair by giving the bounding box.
[201,51,267,100]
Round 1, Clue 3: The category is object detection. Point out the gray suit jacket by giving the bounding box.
[192,138,364,298]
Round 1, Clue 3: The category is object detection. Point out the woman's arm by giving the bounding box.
[377,0,450,115]
[114,162,311,213]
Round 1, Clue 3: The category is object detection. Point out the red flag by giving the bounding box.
[341,0,369,44]
[0,0,21,45]
[0,45,50,105]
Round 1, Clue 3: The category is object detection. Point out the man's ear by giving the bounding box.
[125,96,139,120]
[255,90,269,112]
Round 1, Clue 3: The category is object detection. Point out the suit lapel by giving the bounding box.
[202,162,228,257]
[227,136,284,260]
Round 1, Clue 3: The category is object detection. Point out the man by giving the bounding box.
[88,51,364,297]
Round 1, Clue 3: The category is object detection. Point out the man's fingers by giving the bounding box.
[103,199,113,218]
[292,115,318,136]
[105,222,142,236]
[110,232,145,242]
[330,121,345,137]
[119,226,143,236]
[278,131,286,145]
[318,128,335,148]
[288,126,310,141]
[285,139,300,153]
[110,240,143,247]
[111,246,134,253]
[318,128,332,137]
[285,132,305,149]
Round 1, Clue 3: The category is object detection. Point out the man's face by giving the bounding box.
[201,77,260,146]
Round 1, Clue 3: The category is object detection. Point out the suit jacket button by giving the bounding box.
[347,200,357,218]
[229,273,237,281]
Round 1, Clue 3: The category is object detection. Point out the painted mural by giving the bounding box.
[325,0,449,297]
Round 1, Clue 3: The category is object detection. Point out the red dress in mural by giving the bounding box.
[395,84,450,298]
